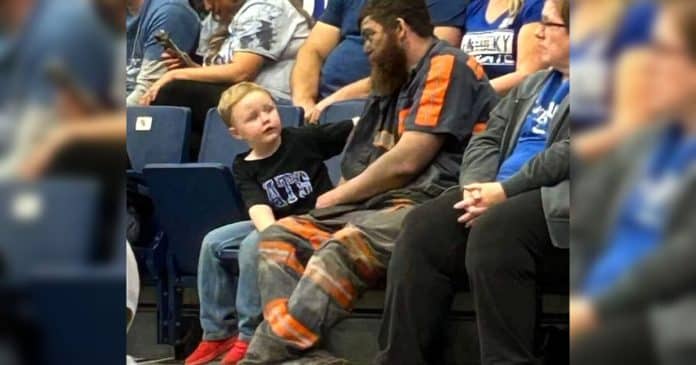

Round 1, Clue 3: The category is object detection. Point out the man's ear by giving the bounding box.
[396,18,408,39]
[229,126,242,140]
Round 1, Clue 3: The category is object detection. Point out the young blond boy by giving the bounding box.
[186,82,355,365]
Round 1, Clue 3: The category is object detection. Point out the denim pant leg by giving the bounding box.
[198,220,255,340]
[236,230,262,342]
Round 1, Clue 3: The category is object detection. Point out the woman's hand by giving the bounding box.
[140,70,178,106]
[161,50,185,70]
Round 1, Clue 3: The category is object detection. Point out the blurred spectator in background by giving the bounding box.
[291,0,470,123]
[14,0,126,261]
[571,1,696,364]
[460,0,547,95]
[19,0,125,179]
[0,0,117,178]
[0,1,125,363]
[140,0,312,158]
[572,0,659,160]
[126,0,200,106]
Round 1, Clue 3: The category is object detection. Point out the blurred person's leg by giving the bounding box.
[570,314,656,365]
[126,241,139,331]
[466,190,569,364]
[126,241,139,365]
[375,189,468,365]
[152,80,231,160]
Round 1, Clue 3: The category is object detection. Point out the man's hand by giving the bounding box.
[453,182,507,227]
[140,70,178,105]
[315,188,343,209]
[570,297,599,343]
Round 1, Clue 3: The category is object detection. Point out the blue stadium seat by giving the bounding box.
[142,109,248,349]
[126,106,187,305]
[318,99,367,184]
[0,179,99,281]
[197,108,252,168]
[318,99,367,125]
[28,266,123,365]
[143,105,304,349]
[196,106,303,168]
[277,104,305,128]
[126,106,192,172]
[143,163,247,276]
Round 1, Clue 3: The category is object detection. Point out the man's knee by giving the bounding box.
[392,203,453,267]
[465,211,520,275]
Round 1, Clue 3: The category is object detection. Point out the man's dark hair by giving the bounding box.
[359,0,434,38]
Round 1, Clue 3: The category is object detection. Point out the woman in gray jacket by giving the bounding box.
[375,1,570,364]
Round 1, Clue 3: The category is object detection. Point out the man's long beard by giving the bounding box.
[370,35,409,97]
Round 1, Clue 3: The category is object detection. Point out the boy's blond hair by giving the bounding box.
[217,82,274,127]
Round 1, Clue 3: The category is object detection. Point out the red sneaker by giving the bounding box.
[185,336,237,365]
[221,339,249,365]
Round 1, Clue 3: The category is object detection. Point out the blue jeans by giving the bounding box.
[197,221,262,341]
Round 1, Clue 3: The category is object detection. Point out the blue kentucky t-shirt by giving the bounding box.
[570,0,657,130]
[126,0,200,94]
[582,126,696,297]
[461,0,543,80]
[318,0,468,99]
[497,71,569,181]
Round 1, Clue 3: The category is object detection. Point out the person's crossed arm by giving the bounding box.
[140,52,264,105]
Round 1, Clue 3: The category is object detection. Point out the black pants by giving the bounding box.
[153,79,231,160]
[376,188,568,365]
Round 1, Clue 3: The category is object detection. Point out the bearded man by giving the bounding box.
[240,0,497,363]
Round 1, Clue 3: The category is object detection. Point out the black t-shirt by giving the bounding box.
[342,40,497,200]
[232,120,354,218]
